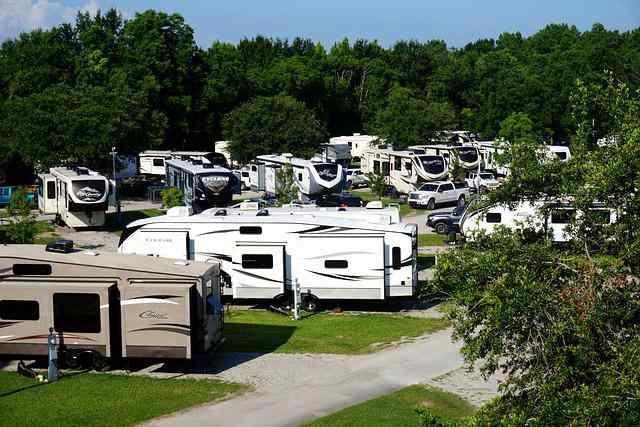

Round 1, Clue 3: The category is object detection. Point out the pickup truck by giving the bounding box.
[465,172,500,192]
[408,181,470,210]
[345,169,369,189]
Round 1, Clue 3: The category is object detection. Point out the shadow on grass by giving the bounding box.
[126,322,296,376]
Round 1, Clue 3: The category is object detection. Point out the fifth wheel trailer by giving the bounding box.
[118,206,418,307]
[0,244,223,368]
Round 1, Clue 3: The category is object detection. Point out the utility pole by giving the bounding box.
[110,146,121,224]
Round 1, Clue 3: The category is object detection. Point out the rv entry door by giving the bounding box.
[232,243,285,299]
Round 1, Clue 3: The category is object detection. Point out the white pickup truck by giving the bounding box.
[465,172,501,192]
[408,181,470,210]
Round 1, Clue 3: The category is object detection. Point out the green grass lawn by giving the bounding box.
[418,233,448,247]
[104,208,164,234]
[303,385,476,427]
[355,190,419,218]
[223,310,449,354]
[0,371,248,427]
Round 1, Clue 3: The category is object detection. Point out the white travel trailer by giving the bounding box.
[165,159,240,211]
[329,133,384,161]
[361,147,448,193]
[541,145,571,162]
[139,151,230,177]
[38,166,110,228]
[118,207,418,308]
[409,144,481,172]
[0,244,223,367]
[315,143,352,168]
[460,200,615,243]
[248,154,344,199]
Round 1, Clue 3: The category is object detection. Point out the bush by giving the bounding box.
[161,187,184,208]
[0,187,39,244]
[367,171,386,199]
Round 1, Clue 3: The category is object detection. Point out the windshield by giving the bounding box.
[458,147,478,163]
[418,156,445,174]
[480,173,494,179]
[314,164,339,180]
[72,180,106,202]
[419,184,438,192]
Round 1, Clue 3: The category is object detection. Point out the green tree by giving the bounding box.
[1,187,39,244]
[367,171,387,199]
[368,86,456,149]
[275,163,299,204]
[161,187,184,208]
[223,95,327,163]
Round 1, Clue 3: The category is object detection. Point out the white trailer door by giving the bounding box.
[232,243,285,299]
[294,234,385,300]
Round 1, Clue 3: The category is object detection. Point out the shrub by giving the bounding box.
[161,187,184,208]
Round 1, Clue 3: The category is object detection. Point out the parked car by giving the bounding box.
[426,206,465,234]
[408,181,470,210]
[465,172,500,192]
[345,169,369,189]
[316,192,364,207]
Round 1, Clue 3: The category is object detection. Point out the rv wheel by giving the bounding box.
[426,199,435,210]
[435,222,448,234]
[303,295,320,312]
[91,353,108,371]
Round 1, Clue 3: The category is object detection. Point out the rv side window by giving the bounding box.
[551,209,575,224]
[53,293,101,333]
[325,260,348,269]
[556,152,567,160]
[486,213,502,223]
[153,158,165,167]
[394,157,401,170]
[592,210,611,224]
[0,300,39,320]
[242,172,249,177]
[392,247,401,270]
[12,264,52,276]
[242,254,273,269]
[298,173,303,181]
[239,226,262,235]
[251,165,257,172]
[47,181,56,199]
[187,174,193,188]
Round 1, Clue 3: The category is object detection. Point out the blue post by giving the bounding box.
[47,327,58,382]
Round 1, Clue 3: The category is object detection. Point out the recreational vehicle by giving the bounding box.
[409,144,481,172]
[361,147,448,193]
[315,143,352,168]
[247,154,344,199]
[118,206,418,308]
[329,133,384,161]
[165,159,240,211]
[139,151,230,177]
[38,166,110,228]
[460,199,615,243]
[0,244,223,367]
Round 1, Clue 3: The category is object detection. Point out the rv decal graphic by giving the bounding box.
[306,270,383,281]
[0,321,20,329]
[9,334,95,342]
[129,327,190,336]
[100,296,180,309]
[197,252,232,262]
[139,310,169,320]
[0,335,15,340]
[232,269,282,283]
[305,251,374,260]
[76,186,103,201]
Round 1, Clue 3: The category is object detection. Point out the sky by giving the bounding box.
[1,0,639,48]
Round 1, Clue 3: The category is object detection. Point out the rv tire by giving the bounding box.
[302,295,320,312]
[426,199,435,210]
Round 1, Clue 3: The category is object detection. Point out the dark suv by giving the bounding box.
[426,206,465,234]
[316,193,364,207]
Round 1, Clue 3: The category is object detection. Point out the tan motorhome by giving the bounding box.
[0,244,223,369]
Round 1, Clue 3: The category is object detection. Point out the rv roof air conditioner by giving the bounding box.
[240,201,260,211]
[202,164,215,169]
[214,209,227,216]
[167,206,193,217]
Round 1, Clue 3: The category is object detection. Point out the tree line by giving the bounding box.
[0,8,638,180]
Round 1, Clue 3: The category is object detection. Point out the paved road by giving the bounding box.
[143,329,464,427]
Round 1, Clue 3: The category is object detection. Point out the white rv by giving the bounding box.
[165,159,240,211]
[329,133,384,161]
[315,143,352,168]
[409,144,481,172]
[38,166,110,228]
[118,207,418,308]
[460,200,615,243]
[247,154,344,199]
[139,151,230,177]
[361,147,448,193]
